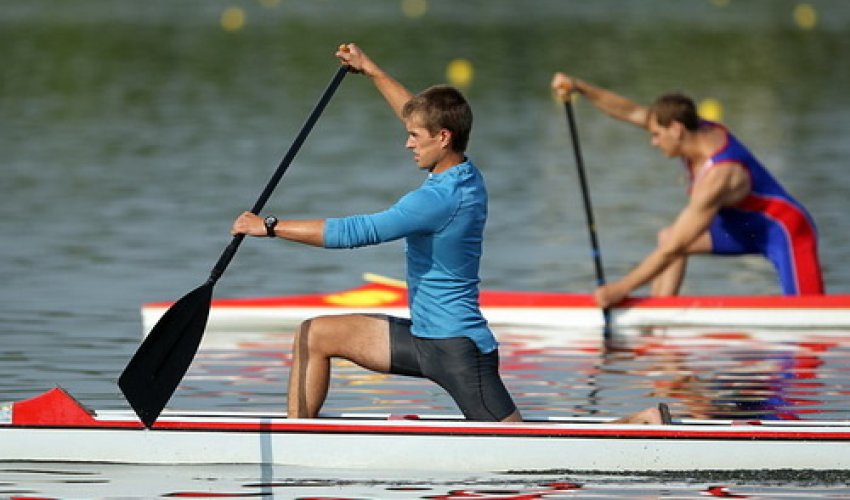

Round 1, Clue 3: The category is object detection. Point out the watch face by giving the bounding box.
[264,216,278,237]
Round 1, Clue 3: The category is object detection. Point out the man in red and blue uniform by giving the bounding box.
[704,122,823,295]
[551,72,824,305]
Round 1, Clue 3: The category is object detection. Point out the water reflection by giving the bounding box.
[2,462,847,499]
[597,332,829,421]
[176,324,850,422]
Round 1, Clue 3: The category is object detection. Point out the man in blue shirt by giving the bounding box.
[232,44,521,421]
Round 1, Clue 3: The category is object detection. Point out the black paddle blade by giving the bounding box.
[118,282,213,428]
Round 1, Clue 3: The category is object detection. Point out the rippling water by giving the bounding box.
[163,325,850,423]
[2,0,850,497]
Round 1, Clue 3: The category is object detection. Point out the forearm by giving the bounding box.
[231,212,325,247]
[341,44,413,121]
[596,246,680,306]
[272,219,326,247]
[366,68,414,121]
[617,247,680,293]
[572,79,649,128]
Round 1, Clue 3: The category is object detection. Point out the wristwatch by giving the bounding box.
[263,215,279,238]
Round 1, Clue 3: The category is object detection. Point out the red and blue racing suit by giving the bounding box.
[693,122,824,295]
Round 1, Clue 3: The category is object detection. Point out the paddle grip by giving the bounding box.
[207,65,350,285]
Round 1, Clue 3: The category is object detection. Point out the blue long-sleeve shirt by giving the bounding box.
[323,159,496,353]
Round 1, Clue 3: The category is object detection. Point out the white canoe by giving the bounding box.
[2,388,849,472]
[141,275,850,334]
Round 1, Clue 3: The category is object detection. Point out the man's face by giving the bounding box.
[648,116,683,158]
[404,115,448,170]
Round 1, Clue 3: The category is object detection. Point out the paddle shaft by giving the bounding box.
[119,65,349,428]
[208,64,350,285]
[564,99,612,337]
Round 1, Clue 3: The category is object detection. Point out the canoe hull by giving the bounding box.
[3,389,849,472]
[4,425,849,471]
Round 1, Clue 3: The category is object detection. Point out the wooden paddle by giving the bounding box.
[563,97,613,339]
[119,64,350,428]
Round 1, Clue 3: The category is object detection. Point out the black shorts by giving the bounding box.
[386,316,517,421]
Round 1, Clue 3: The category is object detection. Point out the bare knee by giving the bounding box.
[296,315,360,359]
[294,316,333,357]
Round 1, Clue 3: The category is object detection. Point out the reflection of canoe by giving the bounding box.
[141,274,850,333]
[3,387,849,472]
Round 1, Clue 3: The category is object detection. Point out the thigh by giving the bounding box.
[306,314,392,373]
[708,215,761,255]
[420,338,517,422]
[386,316,425,377]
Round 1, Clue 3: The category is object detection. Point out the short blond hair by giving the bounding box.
[402,85,472,153]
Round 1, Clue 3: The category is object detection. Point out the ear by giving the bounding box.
[439,128,452,149]
[670,121,685,141]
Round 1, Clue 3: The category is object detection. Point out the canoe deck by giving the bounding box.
[142,276,850,333]
[3,388,850,472]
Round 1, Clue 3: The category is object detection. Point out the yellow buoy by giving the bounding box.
[401,0,428,19]
[793,3,817,30]
[221,6,246,33]
[698,98,724,122]
[446,58,474,89]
